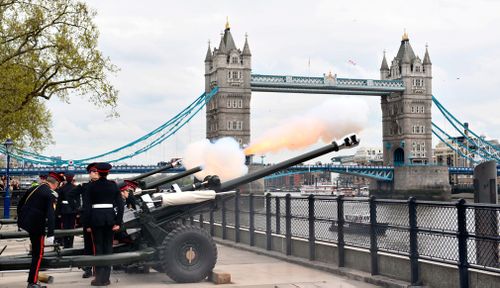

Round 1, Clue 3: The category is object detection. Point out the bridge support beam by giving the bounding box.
[370,166,451,200]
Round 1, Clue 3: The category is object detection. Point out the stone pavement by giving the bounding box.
[0,235,379,288]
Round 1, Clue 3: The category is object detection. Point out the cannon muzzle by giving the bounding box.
[127,160,179,182]
[183,134,359,192]
[139,166,203,190]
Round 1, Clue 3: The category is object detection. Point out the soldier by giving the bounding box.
[84,162,124,286]
[68,163,98,278]
[119,180,138,210]
[55,173,77,248]
[17,171,64,288]
[53,172,65,245]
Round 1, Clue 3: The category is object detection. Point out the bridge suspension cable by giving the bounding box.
[432,95,499,162]
[0,87,219,166]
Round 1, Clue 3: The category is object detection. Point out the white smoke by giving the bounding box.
[245,97,368,155]
[182,137,248,182]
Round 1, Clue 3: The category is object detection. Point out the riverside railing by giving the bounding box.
[190,192,499,288]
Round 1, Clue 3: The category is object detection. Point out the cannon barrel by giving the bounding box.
[182,134,359,192]
[127,162,178,181]
[0,218,17,225]
[139,166,203,190]
[0,228,82,239]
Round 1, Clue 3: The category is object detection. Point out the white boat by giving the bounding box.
[300,183,336,196]
[329,214,388,234]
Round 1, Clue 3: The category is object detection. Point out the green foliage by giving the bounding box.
[0,0,119,150]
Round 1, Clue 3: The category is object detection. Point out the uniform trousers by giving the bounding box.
[82,226,93,273]
[28,234,45,284]
[91,226,114,283]
[61,213,76,248]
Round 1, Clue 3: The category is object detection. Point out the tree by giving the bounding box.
[0,0,118,150]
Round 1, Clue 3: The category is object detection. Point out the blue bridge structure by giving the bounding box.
[2,164,499,181]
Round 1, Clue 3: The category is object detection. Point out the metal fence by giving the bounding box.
[189,193,499,288]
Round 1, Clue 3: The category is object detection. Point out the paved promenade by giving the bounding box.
[0,235,379,288]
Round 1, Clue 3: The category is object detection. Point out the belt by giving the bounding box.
[92,204,113,209]
[62,200,69,204]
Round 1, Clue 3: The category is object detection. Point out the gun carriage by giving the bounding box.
[0,135,359,283]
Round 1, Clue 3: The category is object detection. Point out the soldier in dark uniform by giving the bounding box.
[55,173,77,248]
[53,172,65,245]
[118,180,138,210]
[113,180,138,246]
[84,162,124,286]
[17,171,64,288]
[68,163,99,278]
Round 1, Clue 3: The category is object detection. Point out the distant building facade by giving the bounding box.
[433,134,499,184]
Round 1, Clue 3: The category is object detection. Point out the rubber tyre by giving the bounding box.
[159,225,217,283]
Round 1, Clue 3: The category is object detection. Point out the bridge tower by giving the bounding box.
[380,32,433,165]
[205,20,252,147]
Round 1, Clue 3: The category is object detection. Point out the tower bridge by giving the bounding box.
[205,24,433,167]
[204,22,452,199]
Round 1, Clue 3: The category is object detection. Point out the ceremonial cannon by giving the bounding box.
[0,135,359,283]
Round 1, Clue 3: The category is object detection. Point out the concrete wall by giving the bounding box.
[202,222,500,288]
[371,165,451,200]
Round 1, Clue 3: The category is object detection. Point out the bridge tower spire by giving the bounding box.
[205,21,252,146]
[381,32,433,165]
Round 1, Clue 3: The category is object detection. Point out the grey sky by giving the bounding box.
[44,0,500,164]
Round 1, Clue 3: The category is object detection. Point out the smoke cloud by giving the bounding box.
[183,137,248,182]
[245,97,368,155]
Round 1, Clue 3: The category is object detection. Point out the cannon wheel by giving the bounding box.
[152,222,180,273]
[159,225,217,283]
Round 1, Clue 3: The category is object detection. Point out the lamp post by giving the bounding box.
[3,138,13,219]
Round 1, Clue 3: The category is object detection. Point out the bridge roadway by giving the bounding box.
[2,164,498,180]
[0,228,381,288]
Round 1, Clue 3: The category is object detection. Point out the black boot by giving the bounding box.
[27,283,46,288]
[82,267,93,278]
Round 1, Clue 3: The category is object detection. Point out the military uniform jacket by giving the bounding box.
[68,181,91,227]
[56,182,77,215]
[83,178,124,227]
[17,183,56,236]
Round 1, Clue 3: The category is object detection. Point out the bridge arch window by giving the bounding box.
[238,99,243,108]
[394,148,404,165]
[231,56,239,64]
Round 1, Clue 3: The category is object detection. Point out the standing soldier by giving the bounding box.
[84,162,124,286]
[68,163,98,278]
[53,172,64,245]
[17,171,64,288]
[55,173,77,248]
